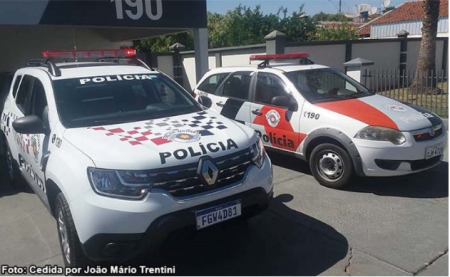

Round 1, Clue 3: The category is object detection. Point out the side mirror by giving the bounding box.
[12,116,47,135]
[271,96,291,108]
[198,96,212,108]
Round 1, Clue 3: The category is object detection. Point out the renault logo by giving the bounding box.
[197,157,219,186]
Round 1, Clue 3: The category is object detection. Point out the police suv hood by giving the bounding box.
[315,94,442,131]
[63,110,257,170]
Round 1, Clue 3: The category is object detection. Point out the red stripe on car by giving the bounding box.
[315,99,399,130]
[253,106,307,151]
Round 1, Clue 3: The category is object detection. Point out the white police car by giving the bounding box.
[194,53,446,189]
[0,49,273,266]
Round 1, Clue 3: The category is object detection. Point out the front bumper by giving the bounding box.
[354,132,447,177]
[81,187,273,261]
[69,154,273,261]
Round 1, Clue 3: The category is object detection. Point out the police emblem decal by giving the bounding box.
[266,110,281,127]
[31,135,40,163]
[385,104,407,112]
[164,130,201,143]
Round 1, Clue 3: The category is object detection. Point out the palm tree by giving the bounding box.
[411,0,440,94]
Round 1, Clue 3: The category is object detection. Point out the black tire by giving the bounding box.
[0,141,20,187]
[309,143,355,189]
[55,192,91,267]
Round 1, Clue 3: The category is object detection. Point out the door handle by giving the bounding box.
[252,109,263,116]
[216,102,225,107]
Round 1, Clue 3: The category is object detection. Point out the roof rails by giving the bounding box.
[27,59,61,77]
[249,52,314,68]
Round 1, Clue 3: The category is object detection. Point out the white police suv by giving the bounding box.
[194,53,447,189]
[0,49,273,266]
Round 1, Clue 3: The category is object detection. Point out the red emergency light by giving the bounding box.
[249,52,309,61]
[42,48,136,59]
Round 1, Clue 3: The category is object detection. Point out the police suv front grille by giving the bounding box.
[151,149,253,198]
[413,125,443,142]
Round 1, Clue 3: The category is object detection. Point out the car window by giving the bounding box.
[15,75,35,115]
[197,73,228,94]
[30,79,48,121]
[52,73,201,128]
[220,71,253,100]
[12,75,22,98]
[284,68,371,103]
[254,73,290,105]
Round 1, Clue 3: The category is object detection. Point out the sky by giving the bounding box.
[207,0,407,16]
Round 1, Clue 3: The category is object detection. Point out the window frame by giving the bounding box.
[197,73,230,95]
[216,70,255,101]
[12,75,23,98]
[29,78,48,121]
[252,72,292,107]
[15,75,36,115]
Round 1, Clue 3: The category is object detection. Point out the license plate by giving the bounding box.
[195,200,241,230]
[425,142,445,159]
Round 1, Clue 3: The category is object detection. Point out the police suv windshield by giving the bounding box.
[53,73,201,128]
[284,68,372,103]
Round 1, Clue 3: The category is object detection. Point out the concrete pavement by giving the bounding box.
[0,150,448,275]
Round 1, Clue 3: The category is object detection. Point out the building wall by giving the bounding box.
[406,40,446,73]
[156,55,174,78]
[286,44,346,71]
[371,18,449,39]
[178,38,447,90]
[0,25,132,73]
[352,41,400,70]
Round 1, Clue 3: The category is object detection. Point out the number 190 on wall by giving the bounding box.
[111,0,163,21]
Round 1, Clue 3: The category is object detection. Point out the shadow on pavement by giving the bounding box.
[267,150,311,175]
[268,149,448,199]
[347,161,449,199]
[0,172,34,198]
[128,194,349,276]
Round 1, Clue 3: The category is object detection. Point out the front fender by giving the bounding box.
[45,139,95,205]
[303,128,365,177]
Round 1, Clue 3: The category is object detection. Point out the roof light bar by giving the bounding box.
[249,52,309,61]
[42,48,136,59]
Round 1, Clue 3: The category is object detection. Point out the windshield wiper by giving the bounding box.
[92,119,136,124]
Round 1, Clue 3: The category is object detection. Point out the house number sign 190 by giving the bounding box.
[111,0,163,20]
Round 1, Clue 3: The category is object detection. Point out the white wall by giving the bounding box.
[156,55,174,78]
[371,18,449,39]
[286,44,346,72]
[182,56,196,90]
[0,25,132,73]
[352,41,400,70]
[180,39,447,91]
[406,40,446,73]
[221,52,265,67]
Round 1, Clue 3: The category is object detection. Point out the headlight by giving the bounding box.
[251,138,265,168]
[87,168,152,200]
[355,126,406,145]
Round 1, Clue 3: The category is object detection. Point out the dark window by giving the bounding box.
[284,68,372,103]
[52,74,201,128]
[255,73,290,105]
[221,71,253,100]
[15,75,35,115]
[12,75,22,98]
[30,79,48,121]
[197,73,228,94]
